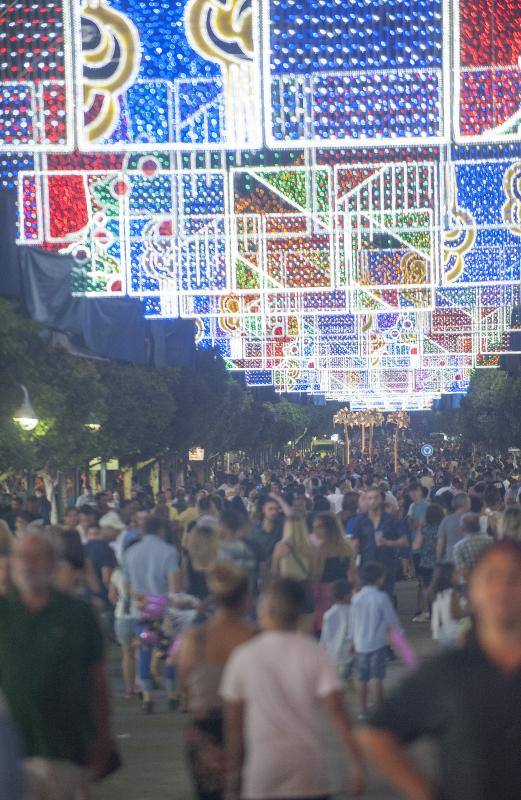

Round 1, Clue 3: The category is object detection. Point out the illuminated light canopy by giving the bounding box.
[454,0,521,144]
[3,0,520,409]
[74,0,262,150]
[0,1,74,151]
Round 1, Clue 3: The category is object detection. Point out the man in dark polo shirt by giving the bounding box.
[0,530,112,799]
[357,540,521,800]
[350,487,406,598]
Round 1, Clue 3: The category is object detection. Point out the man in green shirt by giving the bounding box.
[0,530,112,799]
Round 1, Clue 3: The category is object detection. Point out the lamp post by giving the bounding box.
[84,413,102,431]
[13,384,39,432]
[358,410,374,455]
[333,407,357,466]
[387,411,410,473]
[369,410,384,458]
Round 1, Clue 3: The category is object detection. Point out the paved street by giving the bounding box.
[93,580,438,800]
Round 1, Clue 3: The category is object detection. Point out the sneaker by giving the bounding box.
[412,612,429,622]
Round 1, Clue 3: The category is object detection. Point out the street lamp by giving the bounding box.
[85,413,102,431]
[387,411,410,473]
[13,384,39,431]
[333,408,359,466]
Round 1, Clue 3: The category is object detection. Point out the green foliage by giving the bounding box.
[262,399,309,450]
[457,369,521,451]
[0,297,364,470]
[96,362,177,466]
[0,299,105,472]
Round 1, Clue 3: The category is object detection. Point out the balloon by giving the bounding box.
[139,629,161,647]
[143,594,167,619]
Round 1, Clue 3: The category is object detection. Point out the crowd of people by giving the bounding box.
[0,437,521,800]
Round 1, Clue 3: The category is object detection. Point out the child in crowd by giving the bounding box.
[430,562,469,647]
[350,562,405,717]
[320,579,354,681]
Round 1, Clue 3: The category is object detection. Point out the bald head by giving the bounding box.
[11,531,56,596]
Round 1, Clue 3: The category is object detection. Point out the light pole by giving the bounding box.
[13,384,39,432]
[369,410,384,458]
[387,411,410,473]
[333,408,358,466]
[84,413,102,431]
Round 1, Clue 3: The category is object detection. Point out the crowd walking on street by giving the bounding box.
[1,433,521,799]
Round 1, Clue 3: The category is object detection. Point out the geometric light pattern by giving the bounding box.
[6,0,521,409]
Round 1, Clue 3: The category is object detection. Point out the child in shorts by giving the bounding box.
[351,562,403,717]
[320,579,354,681]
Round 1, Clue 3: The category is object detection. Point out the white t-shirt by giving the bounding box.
[320,603,352,669]
[431,589,461,646]
[110,568,133,619]
[220,630,342,799]
[327,492,343,513]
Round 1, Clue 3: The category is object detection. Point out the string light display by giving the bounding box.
[5,0,521,409]
[0,1,73,150]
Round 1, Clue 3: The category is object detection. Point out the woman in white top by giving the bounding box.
[429,563,468,647]
[109,556,138,698]
[272,516,317,632]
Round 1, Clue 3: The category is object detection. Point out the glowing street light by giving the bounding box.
[13,384,39,431]
[85,413,102,431]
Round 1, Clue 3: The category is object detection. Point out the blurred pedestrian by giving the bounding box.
[221,578,364,800]
[498,504,521,541]
[0,701,24,800]
[272,515,317,632]
[123,516,182,713]
[436,493,470,561]
[177,563,255,800]
[351,562,404,717]
[429,563,468,647]
[453,513,492,580]
[0,530,112,799]
[109,539,139,699]
[320,579,354,681]
[358,540,521,800]
[312,511,353,633]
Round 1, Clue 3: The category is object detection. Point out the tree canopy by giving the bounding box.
[0,298,339,474]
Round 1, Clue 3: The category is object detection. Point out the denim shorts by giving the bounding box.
[114,617,137,645]
[355,647,387,682]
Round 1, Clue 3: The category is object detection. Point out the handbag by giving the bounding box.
[283,542,316,614]
[284,541,312,580]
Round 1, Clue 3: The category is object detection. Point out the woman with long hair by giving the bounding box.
[312,511,353,634]
[412,502,445,622]
[177,563,255,800]
[271,515,317,632]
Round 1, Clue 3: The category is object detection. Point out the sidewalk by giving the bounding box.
[93,579,438,800]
